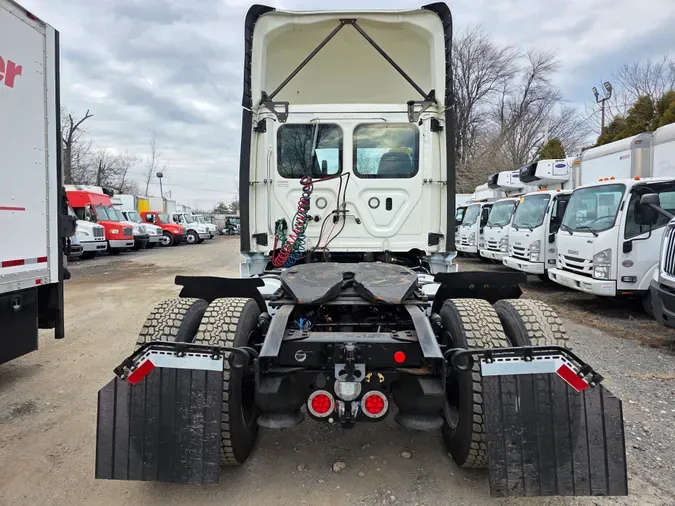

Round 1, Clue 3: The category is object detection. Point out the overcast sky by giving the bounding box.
[21,0,675,209]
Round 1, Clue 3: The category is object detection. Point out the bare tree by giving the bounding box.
[452,27,518,170]
[143,131,165,196]
[87,148,141,194]
[61,108,93,184]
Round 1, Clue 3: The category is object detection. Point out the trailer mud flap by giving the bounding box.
[95,365,223,484]
[483,373,628,497]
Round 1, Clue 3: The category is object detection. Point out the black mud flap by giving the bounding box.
[483,373,628,497]
[95,365,223,484]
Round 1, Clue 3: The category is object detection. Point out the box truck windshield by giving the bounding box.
[125,211,143,223]
[462,205,480,226]
[487,200,516,227]
[562,184,625,234]
[513,194,551,230]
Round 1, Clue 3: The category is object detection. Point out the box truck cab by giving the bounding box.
[479,197,519,261]
[120,210,162,249]
[194,215,217,238]
[69,203,107,259]
[456,201,492,255]
[548,127,674,313]
[142,211,184,246]
[502,158,576,276]
[651,217,675,328]
[66,189,134,254]
[171,212,210,244]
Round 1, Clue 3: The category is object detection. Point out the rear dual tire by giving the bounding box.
[440,298,569,469]
[133,296,260,467]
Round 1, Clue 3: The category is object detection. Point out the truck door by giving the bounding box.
[619,182,675,291]
[546,194,570,266]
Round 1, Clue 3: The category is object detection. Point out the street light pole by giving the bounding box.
[592,81,613,133]
[157,171,164,199]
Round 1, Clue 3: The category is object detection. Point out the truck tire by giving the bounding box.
[186,230,198,244]
[146,242,156,249]
[160,232,174,246]
[493,299,568,348]
[134,297,209,350]
[192,298,261,467]
[439,298,509,469]
[641,290,654,318]
[81,251,97,260]
[107,246,122,255]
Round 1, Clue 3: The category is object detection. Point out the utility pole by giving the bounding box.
[592,81,613,133]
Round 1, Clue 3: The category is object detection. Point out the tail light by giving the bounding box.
[361,391,388,418]
[307,390,334,418]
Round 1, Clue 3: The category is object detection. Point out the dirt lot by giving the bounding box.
[1,239,674,506]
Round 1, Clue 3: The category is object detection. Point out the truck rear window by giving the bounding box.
[353,124,419,179]
[277,124,342,178]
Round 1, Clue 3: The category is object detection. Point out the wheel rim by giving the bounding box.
[160,235,171,246]
[187,233,196,244]
[441,329,461,430]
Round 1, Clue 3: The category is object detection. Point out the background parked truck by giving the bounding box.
[0,0,73,364]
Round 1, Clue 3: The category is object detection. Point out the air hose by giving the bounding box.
[273,175,313,268]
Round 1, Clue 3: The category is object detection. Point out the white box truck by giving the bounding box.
[0,0,73,364]
[548,128,675,313]
[502,158,576,276]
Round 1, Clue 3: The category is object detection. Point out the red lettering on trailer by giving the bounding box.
[0,56,23,88]
[0,206,26,211]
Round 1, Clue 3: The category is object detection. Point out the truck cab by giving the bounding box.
[193,214,216,238]
[170,212,210,244]
[549,178,675,310]
[142,211,184,246]
[69,204,107,259]
[66,189,134,255]
[479,197,519,261]
[120,210,162,249]
[651,217,675,327]
[456,201,492,256]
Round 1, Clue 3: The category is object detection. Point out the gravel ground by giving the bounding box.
[0,241,673,505]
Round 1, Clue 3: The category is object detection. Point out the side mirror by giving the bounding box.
[638,193,660,226]
[556,200,568,223]
[548,233,556,243]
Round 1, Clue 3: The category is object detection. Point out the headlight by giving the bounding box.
[593,248,612,279]
[468,232,476,246]
[77,230,90,237]
[529,240,541,262]
[500,236,508,252]
[110,229,120,234]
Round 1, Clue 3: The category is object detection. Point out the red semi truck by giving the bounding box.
[142,211,185,246]
[66,189,134,255]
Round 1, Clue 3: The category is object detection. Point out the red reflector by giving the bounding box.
[310,393,332,415]
[2,259,25,268]
[35,279,42,285]
[37,256,48,263]
[363,394,386,415]
[556,364,589,392]
[127,359,155,385]
[393,351,406,364]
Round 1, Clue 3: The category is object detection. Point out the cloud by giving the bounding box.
[20,0,675,208]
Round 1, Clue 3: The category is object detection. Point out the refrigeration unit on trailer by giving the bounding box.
[502,158,575,276]
[549,127,675,313]
[93,4,628,498]
[0,0,74,364]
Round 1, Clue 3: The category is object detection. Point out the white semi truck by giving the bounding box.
[170,212,211,244]
[0,0,73,364]
[548,126,675,313]
[502,158,576,276]
[68,203,107,259]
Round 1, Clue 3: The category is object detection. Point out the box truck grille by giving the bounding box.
[93,228,105,238]
[559,254,593,277]
[123,227,133,236]
[510,245,528,261]
[487,240,501,252]
[664,227,675,276]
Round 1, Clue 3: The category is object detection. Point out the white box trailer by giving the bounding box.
[653,122,675,178]
[0,0,71,364]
